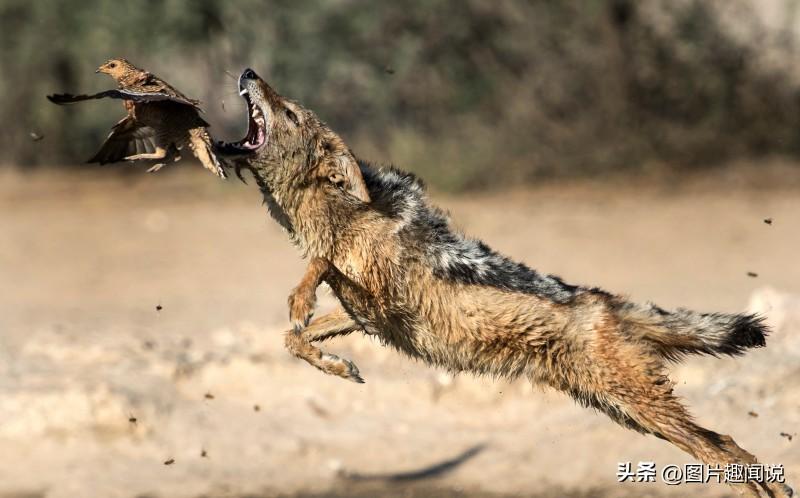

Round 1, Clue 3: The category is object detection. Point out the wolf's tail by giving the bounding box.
[188,128,227,179]
[617,302,768,361]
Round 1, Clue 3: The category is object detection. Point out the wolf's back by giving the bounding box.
[617,302,768,361]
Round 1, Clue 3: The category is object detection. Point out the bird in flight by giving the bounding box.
[47,58,226,178]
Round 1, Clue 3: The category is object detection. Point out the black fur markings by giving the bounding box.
[428,235,580,304]
[359,161,425,221]
[718,313,768,356]
[360,163,582,304]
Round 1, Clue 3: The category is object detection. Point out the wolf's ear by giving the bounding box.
[315,136,370,203]
[327,159,371,203]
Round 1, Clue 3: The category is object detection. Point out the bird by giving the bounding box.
[47,58,226,178]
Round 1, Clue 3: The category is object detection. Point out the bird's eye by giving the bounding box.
[108,63,117,68]
[285,109,299,126]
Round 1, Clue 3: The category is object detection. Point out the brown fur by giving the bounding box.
[217,69,792,498]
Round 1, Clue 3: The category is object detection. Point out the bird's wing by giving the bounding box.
[87,116,158,164]
[134,73,202,109]
[48,89,198,108]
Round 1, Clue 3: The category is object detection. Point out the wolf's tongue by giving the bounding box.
[242,126,264,149]
[251,128,264,147]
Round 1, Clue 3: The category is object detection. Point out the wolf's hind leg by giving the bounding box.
[596,372,791,497]
[567,315,791,497]
[304,307,360,343]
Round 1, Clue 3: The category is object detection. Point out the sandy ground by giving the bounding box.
[0,166,798,498]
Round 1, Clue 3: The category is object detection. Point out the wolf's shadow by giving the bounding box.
[338,444,487,482]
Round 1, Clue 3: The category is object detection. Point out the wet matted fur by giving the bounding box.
[215,68,792,498]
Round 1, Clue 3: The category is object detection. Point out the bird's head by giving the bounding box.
[96,58,135,80]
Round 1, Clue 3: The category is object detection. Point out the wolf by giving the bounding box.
[215,68,793,498]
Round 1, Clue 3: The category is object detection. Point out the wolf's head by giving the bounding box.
[216,69,371,250]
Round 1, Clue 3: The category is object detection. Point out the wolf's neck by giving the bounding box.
[261,189,293,234]
[261,187,340,259]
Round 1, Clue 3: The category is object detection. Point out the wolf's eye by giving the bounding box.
[285,109,299,126]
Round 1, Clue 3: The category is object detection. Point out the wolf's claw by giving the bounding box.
[343,358,365,384]
[321,353,364,383]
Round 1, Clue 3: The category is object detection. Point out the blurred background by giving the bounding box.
[5,0,800,188]
[1,1,799,498]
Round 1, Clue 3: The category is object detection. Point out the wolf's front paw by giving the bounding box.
[288,286,316,331]
[320,353,365,383]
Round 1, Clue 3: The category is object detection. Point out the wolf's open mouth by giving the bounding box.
[240,88,267,149]
[217,85,267,154]
[234,88,267,150]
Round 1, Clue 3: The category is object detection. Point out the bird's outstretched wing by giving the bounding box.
[87,116,158,164]
[135,73,201,108]
[47,89,199,108]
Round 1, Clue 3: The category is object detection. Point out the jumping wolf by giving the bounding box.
[216,68,792,498]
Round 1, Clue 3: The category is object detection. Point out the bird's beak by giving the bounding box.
[95,69,101,73]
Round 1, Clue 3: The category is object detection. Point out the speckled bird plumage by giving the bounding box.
[47,58,225,178]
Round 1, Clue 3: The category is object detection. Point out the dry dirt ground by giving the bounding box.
[0,166,798,498]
